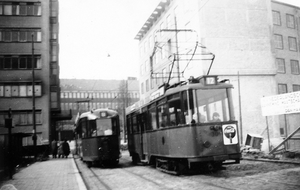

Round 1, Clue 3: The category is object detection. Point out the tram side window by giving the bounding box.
[127,116,132,134]
[157,103,167,128]
[168,98,184,126]
[132,115,139,133]
[87,120,97,137]
[148,107,157,130]
[183,90,194,124]
[79,118,87,138]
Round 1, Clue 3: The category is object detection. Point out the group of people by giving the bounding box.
[51,139,70,158]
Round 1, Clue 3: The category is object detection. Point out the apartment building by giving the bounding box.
[0,0,67,151]
[135,0,300,147]
[272,0,300,150]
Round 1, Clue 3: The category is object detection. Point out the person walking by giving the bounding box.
[51,139,58,158]
[61,139,70,158]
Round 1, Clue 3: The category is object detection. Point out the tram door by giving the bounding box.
[139,112,147,160]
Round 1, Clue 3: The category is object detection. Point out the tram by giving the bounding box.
[126,75,241,174]
[75,108,121,167]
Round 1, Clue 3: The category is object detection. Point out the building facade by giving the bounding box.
[135,0,300,147]
[271,0,300,150]
[60,78,139,139]
[0,0,65,149]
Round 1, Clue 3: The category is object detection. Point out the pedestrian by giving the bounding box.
[62,139,70,158]
[58,142,64,158]
[51,139,58,158]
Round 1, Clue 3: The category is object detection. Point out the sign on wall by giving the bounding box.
[261,91,300,116]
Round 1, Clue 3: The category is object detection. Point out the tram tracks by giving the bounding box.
[75,156,173,190]
[74,153,300,190]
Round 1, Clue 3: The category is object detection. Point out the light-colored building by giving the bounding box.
[271,0,300,150]
[135,0,300,148]
[0,0,67,151]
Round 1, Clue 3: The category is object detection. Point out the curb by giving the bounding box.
[242,157,300,165]
[71,155,87,190]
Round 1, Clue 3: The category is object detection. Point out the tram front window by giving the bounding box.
[194,89,230,123]
[92,119,113,136]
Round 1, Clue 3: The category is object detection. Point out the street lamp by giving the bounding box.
[32,33,37,160]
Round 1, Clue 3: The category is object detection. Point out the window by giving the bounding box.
[148,104,157,130]
[166,14,171,29]
[272,11,281,25]
[286,14,295,28]
[157,100,167,128]
[160,22,164,37]
[0,2,41,16]
[0,83,42,97]
[141,82,144,94]
[0,110,42,126]
[293,84,300,92]
[288,37,297,51]
[276,58,285,73]
[4,4,12,15]
[291,60,300,74]
[146,79,149,92]
[0,55,41,70]
[168,93,185,126]
[278,84,287,94]
[0,29,42,42]
[195,89,230,122]
[274,34,283,49]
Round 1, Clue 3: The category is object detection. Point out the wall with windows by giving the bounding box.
[0,0,55,146]
[135,0,283,142]
[272,1,300,141]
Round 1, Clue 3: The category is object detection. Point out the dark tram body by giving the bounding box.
[75,108,121,167]
[126,76,241,174]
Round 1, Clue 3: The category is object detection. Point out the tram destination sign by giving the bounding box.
[261,91,300,116]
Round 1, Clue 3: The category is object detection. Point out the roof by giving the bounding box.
[60,79,139,92]
[134,0,171,40]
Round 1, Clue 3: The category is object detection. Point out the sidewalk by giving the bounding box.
[0,156,86,190]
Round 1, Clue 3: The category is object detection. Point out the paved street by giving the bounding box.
[0,157,85,190]
[75,151,300,190]
[0,151,299,190]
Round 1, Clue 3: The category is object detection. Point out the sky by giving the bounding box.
[59,0,160,80]
[59,0,300,80]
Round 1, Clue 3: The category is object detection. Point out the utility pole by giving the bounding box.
[124,79,128,142]
[5,108,13,179]
[32,33,37,161]
[174,16,180,83]
[238,72,243,144]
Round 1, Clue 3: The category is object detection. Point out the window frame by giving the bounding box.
[272,10,281,26]
[274,34,283,49]
[291,59,300,75]
[276,58,285,73]
[286,14,295,29]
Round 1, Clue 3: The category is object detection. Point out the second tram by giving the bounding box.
[126,75,241,174]
[75,108,121,167]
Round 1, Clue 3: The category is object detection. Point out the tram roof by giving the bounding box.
[77,108,118,120]
[126,81,233,115]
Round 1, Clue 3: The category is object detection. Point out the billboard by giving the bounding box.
[261,91,300,116]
